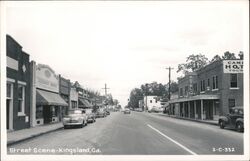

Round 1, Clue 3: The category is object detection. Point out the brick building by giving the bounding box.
[169,59,243,121]
[6,35,31,131]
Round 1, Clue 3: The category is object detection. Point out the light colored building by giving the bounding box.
[143,96,162,111]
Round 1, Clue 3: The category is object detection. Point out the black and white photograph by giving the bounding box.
[0,1,249,161]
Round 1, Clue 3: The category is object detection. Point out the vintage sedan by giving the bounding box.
[96,108,106,118]
[63,109,87,129]
[218,107,244,132]
[83,108,96,123]
[124,108,131,114]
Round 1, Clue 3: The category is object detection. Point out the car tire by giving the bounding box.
[236,122,243,132]
[80,123,83,128]
[219,121,225,129]
[64,125,68,129]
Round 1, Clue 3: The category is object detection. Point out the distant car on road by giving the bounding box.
[96,108,106,118]
[83,108,96,123]
[63,109,87,129]
[218,107,244,132]
[124,108,131,114]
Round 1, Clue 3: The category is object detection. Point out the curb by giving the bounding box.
[154,113,218,126]
[7,126,63,146]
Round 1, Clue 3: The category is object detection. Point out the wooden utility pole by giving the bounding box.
[166,67,174,100]
[102,83,110,97]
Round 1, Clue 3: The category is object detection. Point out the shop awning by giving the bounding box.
[169,94,220,104]
[36,89,68,106]
[78,98,93,108]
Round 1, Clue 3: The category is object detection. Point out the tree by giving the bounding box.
[222,51,236,60]
[238,51,244,60]
[177,54,208,74]
[128,88,143,109]
[210,55,222,62]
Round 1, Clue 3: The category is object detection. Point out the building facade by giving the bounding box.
[169,60,243,121]
[6,35,31,131]
[143,96,162,111]
[69,83,78,109]
[30,62,68,126]
[59,75,70,118]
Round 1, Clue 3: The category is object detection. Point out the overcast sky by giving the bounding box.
[5,1,248,106]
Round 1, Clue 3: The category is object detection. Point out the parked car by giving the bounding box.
[63,109,87,129]
[83,108,96,123]
[218,107,244,132]
[96,108,106,118]
[105,110,110,115]
[124,108,131,114]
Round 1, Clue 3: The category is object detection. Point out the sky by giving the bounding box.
[4,1,249,107]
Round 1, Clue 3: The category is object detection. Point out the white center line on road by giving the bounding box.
[147,124,197,155]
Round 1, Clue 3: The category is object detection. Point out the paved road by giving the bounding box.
[8,112,243,155]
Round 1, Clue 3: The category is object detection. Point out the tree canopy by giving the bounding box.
[177,54,208,74]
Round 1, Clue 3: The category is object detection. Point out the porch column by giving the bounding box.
[201,99,204,120]
[188,101,191,118]
[194,100,197,119]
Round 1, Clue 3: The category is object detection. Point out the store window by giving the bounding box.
[36,106,43,119]
[212,75,218,89]
[18,85,25,116]
[230,74,238,88]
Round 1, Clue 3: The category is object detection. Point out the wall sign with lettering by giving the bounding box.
[36,64,59,93]
[223,60,243,73]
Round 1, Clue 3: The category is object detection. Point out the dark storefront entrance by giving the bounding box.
[6,99,10,129]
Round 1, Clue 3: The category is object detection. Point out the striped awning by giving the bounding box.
[78,98,93,108]
[36,89,68,106]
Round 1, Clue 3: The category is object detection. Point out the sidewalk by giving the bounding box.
[7,122,63,146]
[153,113,218,126]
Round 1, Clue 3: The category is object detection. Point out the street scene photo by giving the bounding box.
[1,0,249,160]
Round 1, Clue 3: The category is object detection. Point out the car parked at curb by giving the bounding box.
[218,106,244,132]
[96,108,106,118]
[83,108,96,123]
[63,109,87,129]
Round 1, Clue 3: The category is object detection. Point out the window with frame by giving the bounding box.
[150,100,152,103]
[7,83,12,98]
[193,83,197,93]
[184,86,188,96]
[212,75,218,89]
[18,85,25,115]
[207,78,210,87]
[179,88,183,97]
[200,80,205,92]
[230,74,238,88]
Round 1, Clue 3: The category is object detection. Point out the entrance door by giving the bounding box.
[43,106,52,124]
[6,99,10,129]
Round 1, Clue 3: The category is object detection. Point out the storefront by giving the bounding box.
[6,35,31,131]
[59,75,70,117]
[30,62,67,126]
